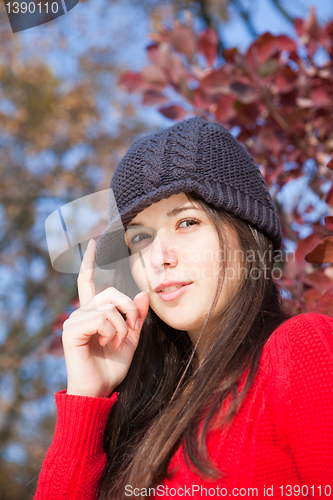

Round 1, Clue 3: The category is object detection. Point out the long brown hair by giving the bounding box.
[99,193,290,499]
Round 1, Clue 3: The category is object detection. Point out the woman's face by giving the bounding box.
[124,193,242,349]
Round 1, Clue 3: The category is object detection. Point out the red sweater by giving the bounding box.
[34,313,333,499]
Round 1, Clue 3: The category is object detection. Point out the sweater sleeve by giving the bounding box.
[279,313,333,485]
[34,390,117,500]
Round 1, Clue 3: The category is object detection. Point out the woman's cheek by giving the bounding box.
[129,259,146,292]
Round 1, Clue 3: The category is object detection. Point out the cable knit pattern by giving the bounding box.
[34,313,333,499]
[95,117,282,268]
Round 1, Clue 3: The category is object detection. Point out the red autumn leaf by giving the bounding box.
[324,20,333,39]
[326,159,333,171]
[247,33,297,67]
[229,81,257,103]
[159,105,187,120]
[118,71,149,93]
[154,43,187,85]
[198,28,220,66]
[193,88,213,111]
[295,233,322,271]
[294,18,304,38]
[146,43,159,63]
[142,90,169,106]
[320,220,333,239]
[305,236,333,264]
[325,216,333,232]
[303,287,323,313]
[155,43,173,71]
[149,31,169,44]
[303,6,321,42]
[47,335,64,357]
[169,21,196,59]
[286,297,306,316]
[52,312,70,331]
[167,54,186,86]
[318,67,331,79]
[288,50,300,64]
[274,67,298,93]
[314,286,333,316]
[302,269,333,294]
[71,298,80,309]
[223,47,241,65]
[323,21,333,53]
[275,34,298,52]
[323,263,333,280]
[200,67,231,94]
[234,101,261,124]
[257,128,283,155]
[279,88,299,110]
[214,94,237,122]
[141,65,168,88]
[263,161,285,186]
[258,59,280,79]
[296,97,313,108]
[311,87,331,108]
[293,212,304,225]
[247,33,275,67]
[178,77,194,101]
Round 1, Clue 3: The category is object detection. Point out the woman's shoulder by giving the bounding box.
[264,312,333,353]
[260,312,333,383]
[256,313,333,452]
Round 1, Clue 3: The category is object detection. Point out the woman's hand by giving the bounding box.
[62,239,149,398]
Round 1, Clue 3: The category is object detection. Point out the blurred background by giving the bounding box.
[0,0,333,497]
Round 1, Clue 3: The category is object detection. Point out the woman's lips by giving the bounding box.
[156,283,192,302]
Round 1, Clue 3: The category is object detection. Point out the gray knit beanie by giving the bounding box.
[95,117,282,268]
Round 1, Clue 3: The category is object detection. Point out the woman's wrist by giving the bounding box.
[66,386,116,398]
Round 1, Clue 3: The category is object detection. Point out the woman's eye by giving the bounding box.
[130,233,151,245]
[178,219,199,228]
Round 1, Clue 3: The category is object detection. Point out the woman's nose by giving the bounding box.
[149,232,178,269]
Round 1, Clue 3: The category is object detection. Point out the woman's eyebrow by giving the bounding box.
[126,206,199,228]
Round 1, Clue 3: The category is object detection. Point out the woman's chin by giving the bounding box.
[160,316,203,334]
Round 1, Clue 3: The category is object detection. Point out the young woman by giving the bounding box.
[34,117,333,500]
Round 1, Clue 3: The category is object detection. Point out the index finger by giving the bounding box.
[77,239,96,307]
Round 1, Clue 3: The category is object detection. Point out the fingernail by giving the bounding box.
[118,341,125,350]
[135,319,140,330]
[88,239,94,248]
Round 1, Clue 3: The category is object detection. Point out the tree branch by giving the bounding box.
[260,87,309,157]
[231,0,258,39]
[270,0,294,24]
